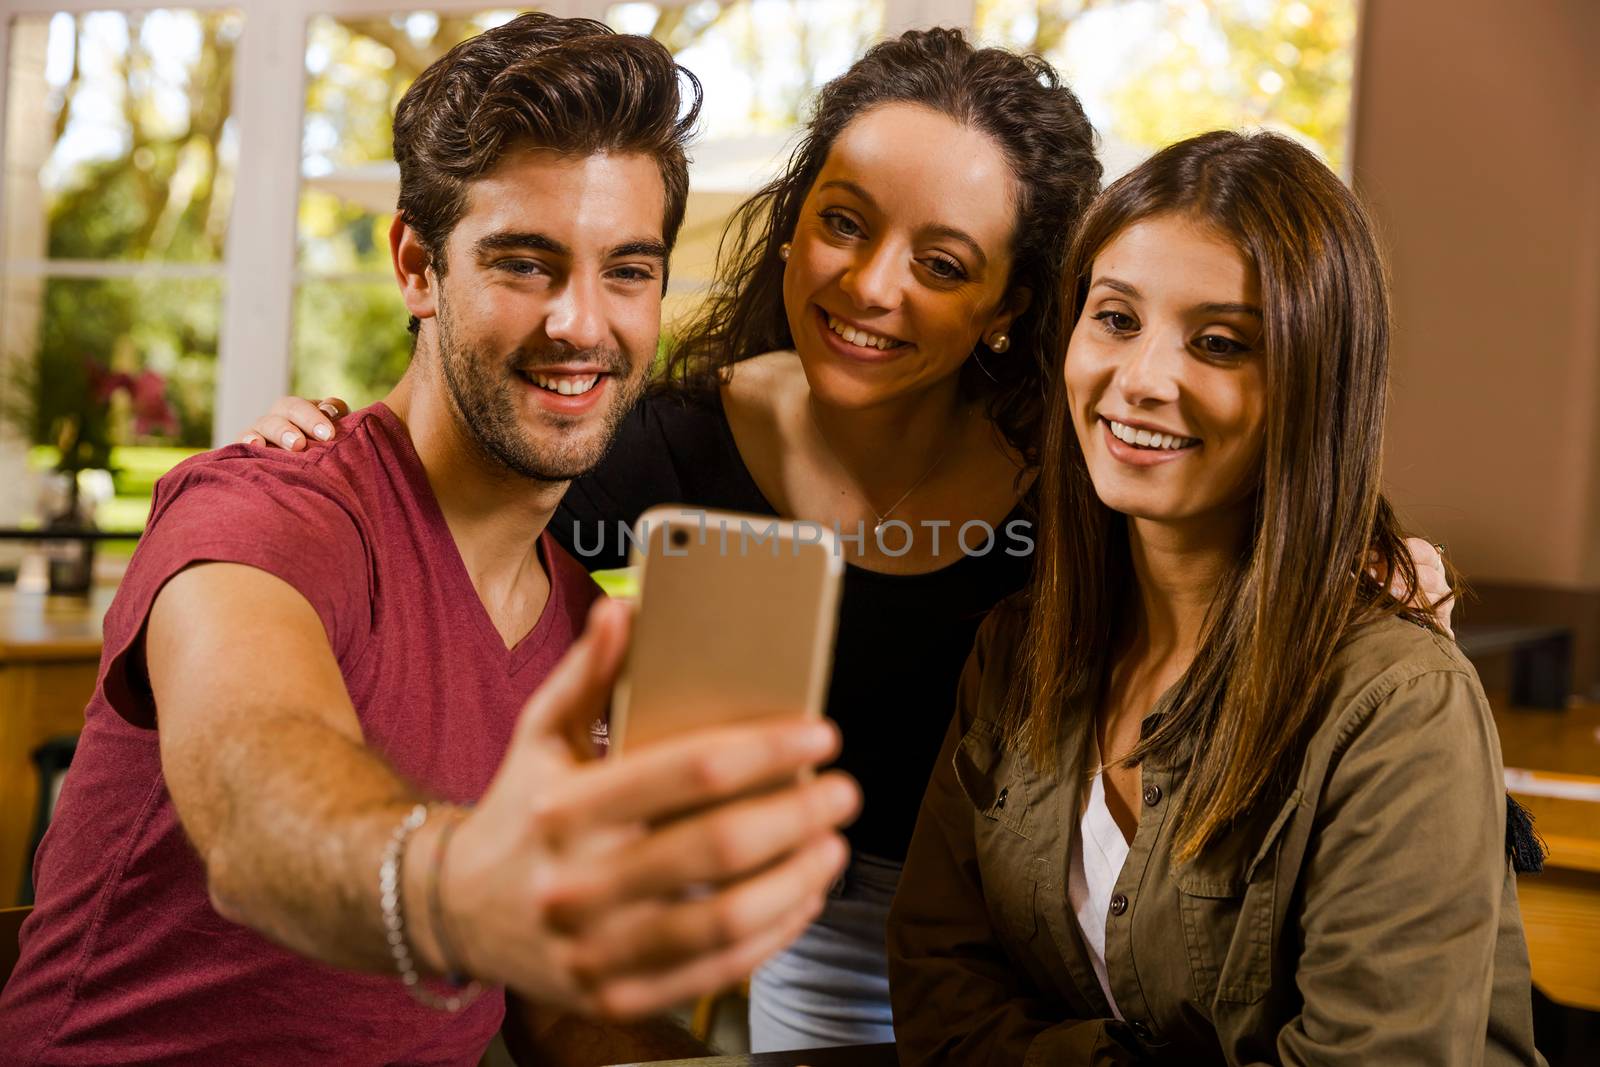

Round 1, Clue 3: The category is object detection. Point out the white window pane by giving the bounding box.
[608,0,885,140]
[1,10,234,518]
[291,281,411,411]
[607,0,885,295]
[295,10,521,403]
[2,272,220,451]
[3,9,242,265]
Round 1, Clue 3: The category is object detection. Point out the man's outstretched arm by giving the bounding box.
[146,562,859,1017]
[150,561,425,971]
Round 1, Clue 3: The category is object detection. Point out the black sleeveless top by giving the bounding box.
[551,385,1034,861]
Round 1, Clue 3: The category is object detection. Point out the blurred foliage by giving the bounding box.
[298,189,391,274]
[293,11,515,409]
[39,12,239,263]
[28,277,221,451]
[5,3,888,528]
[5,10,239,457]
[976,0,1097,55]
[1110,1,1356,170]
[293,281,412,408]
[976,0,1356,169]
[610,1,882,138]
[10,0,1353,478]
[29,444,200,531]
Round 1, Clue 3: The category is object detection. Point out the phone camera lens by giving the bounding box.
[670,527,690,549]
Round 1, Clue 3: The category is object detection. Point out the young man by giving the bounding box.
[0,15,858,1065]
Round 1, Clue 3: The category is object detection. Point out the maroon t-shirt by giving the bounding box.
[0,404,602,1066]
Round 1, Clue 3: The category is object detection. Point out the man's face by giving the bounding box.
[425,147,666,482]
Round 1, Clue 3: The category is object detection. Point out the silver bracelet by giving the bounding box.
[379,803,482,1012]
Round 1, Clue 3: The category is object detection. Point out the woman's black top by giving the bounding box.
[551,386,1033,863]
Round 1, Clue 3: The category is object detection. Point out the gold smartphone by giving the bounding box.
[608,506,844,756]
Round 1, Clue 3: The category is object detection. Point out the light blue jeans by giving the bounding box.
[747,852,901,1053]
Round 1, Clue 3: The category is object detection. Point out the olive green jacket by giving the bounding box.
[888,604,1546,1066]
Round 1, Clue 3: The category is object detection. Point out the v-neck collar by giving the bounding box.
[370,402,567,674]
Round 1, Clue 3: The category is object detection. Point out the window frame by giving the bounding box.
[0,1,976,446]
[3,1,1360,449]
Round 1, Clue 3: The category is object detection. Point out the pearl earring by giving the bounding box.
[987,332,1011,354]
[778,242,792,262]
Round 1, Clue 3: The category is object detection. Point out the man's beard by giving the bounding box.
[434,295,646,483]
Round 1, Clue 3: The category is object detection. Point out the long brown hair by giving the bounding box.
[1011,130,1452,859]
[662,28,1100,465]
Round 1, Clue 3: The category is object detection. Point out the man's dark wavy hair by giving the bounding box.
[392,13,702,333]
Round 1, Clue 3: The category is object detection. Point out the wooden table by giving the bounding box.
[611,1045,897,1067]
[1494,696,1600,1011]
[0,586,109,904]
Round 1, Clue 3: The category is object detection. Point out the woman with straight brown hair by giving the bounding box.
[887,129,1544,1065]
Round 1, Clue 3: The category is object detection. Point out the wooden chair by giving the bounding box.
[1,905,32,991]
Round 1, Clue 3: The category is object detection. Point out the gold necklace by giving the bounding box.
[806,395,960,538]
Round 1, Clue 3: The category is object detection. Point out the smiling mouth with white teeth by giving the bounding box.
[1106,418,1200,451]
[824,311,905,352]
[522,370,603,396]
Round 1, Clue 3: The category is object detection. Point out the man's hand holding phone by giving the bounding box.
[410,599,860,1021]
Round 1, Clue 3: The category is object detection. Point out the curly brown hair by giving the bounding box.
[662,28,1100,466]
[392,13,702,333]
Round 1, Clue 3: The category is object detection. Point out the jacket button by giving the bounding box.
[1109,893,1128,916]
[996,787,1008,809]
[1130,1020,1153,1040]
[1143,783,1162,806]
